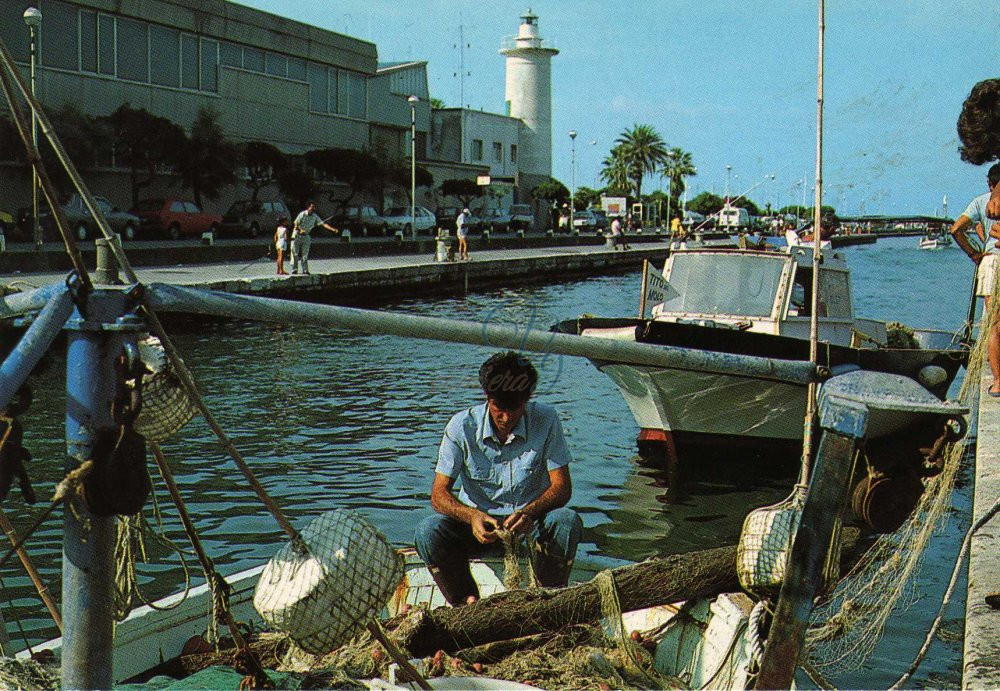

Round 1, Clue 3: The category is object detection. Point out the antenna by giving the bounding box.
[452,18,472,108]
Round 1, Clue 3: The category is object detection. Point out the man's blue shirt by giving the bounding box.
[435,400,572,516]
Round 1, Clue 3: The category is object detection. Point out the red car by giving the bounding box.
[131,198,222,240]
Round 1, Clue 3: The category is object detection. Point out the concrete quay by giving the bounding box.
[0,238,669,305]
[965,370,1000,689]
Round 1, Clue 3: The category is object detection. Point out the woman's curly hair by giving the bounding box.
[958,78,1000,165]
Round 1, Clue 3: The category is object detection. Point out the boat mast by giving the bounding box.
[800,0,826,484]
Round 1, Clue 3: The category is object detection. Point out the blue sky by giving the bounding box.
[239,0,998,217]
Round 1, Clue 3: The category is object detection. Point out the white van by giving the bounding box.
[718,204,750,230]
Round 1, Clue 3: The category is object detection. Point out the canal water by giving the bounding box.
[4,236,976,687]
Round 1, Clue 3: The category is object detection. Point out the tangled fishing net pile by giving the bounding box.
[803,276,995,676]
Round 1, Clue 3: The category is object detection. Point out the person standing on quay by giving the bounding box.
[274,217,289,275]
[610,216,623,250]
[414,351,583,606]
[291,202,338,275]
[456,208,471,261]
[950,162,1000,397]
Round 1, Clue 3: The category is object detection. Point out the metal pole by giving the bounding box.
[409,96,418,239]
[149,283,821,386]
[62,290,133,689]
[569,130,577,216]
[26,17,41,249]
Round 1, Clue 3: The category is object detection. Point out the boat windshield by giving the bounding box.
[662,252,787,318]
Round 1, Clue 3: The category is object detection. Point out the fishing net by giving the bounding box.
[254,510,403,656]
[132,336,196,442]
[803,278,994,675]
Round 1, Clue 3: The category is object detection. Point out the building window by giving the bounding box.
[288,57,306,81]
[265,52,287,78]
[348,72,367,119]
[472,139,483,161]
[180,34,198,89]
[220,42,242,68]
[150,25,180,87]
[42,0,80,71]
[510,144,517,163]
[80,10,98,73]
[243,46,265,72]
[200,38,218,92]
[329,68,339,113]
[493,142,503,163]
[308,62,327,113]
[116,17,148,82]
[98,14,115,76]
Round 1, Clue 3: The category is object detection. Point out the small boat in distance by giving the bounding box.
[554,244,966,463]
[919,232,953,250]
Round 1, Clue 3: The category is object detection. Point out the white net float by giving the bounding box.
[253,509,403,655]
[736,485,841,594]
[132,335,196,442]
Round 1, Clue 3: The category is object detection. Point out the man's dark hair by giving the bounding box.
[989,162,1000,189]
[958,79,1000,166]
[479,351,538,408]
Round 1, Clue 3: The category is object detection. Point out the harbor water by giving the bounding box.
[3,236,976,687]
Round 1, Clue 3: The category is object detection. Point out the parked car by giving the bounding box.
[509,203,534,231]
[220,199,290,238]
[480,209,512,233]
[592,209,609,232]
[329,205,383,236]
[380,206,437,235]
[572,209,599,232]
[31,194,141,242]
[131,198,222,240]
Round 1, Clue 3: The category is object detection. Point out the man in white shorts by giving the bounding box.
[951,162,1000,396]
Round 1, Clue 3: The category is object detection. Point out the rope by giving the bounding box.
[140,300,304,551]
[888,495,1000,689]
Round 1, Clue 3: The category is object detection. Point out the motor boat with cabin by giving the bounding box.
[553,244,966,462]
[918,232,953,250]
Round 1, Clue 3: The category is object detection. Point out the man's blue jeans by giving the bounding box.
[415,507,583,570]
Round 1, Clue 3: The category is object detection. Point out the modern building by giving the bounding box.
[0,1,554,227]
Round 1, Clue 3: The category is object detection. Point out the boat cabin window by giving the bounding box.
[662,253,786,318]
[791,268,852,318]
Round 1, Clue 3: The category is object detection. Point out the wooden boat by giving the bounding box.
[17,550,758,689]
[553,245,966,460]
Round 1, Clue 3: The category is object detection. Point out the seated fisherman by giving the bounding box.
[415,351,584,606]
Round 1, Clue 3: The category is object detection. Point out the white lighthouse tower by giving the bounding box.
[501,9,558,195]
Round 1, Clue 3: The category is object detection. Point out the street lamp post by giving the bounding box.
[568,130,577,222]
[24,7,42,248]
[725,164,732,202]
[408,95,418,239]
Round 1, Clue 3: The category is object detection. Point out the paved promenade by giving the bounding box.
[965,370,1000,688]
[0,240,668,304]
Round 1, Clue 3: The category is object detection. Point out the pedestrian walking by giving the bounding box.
[274,217,289,275]
[291,202,338,275]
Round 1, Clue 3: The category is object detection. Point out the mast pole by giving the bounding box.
[799,0,826,485]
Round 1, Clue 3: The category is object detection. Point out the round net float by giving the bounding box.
[253,509,403,655]
[132,335,196,442]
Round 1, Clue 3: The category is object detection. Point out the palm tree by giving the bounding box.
[615,124,668,199]
[599,145,631,194]
[664,147,696,199]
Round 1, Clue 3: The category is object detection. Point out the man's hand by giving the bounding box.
[503,510,534,536]
[987,186,1000,219]
[471,512,499,544]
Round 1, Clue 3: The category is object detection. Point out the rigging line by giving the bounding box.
[141,303,303,548]
[0,35,137,285]
[149,444,257,661]
[0,60,93,291]
[0,572,35,657]
[889,494,1000,690]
